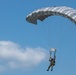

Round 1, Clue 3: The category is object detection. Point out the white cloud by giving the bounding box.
[0,41,48,71]
[0,65,6,72]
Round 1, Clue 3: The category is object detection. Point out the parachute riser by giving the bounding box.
[50,48,56,59]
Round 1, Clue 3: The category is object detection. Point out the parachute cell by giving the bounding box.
[26,6,76,24]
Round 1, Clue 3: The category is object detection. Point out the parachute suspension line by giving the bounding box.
[43,21,52,50]
[34,23,49,49]
[38,21,53,50]
[48,24,51,49]
[58,24,74,48]
[42,23,52,49]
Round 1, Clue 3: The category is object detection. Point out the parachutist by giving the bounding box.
[47,48,56,71]
[47,56,56,71]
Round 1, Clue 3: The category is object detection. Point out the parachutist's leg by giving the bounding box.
[51,66,53,71]
[47,65,51,71]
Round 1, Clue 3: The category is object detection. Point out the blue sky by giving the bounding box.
[0,0,76,75]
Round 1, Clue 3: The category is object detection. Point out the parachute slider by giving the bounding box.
[50,48,56,52]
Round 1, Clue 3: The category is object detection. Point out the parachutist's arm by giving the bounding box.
[49,57,51,61]
[49,50,52,61]
[54,55,56,60]
[54,50,56,60]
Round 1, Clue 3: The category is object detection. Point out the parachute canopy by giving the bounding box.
[26,6,76,24]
